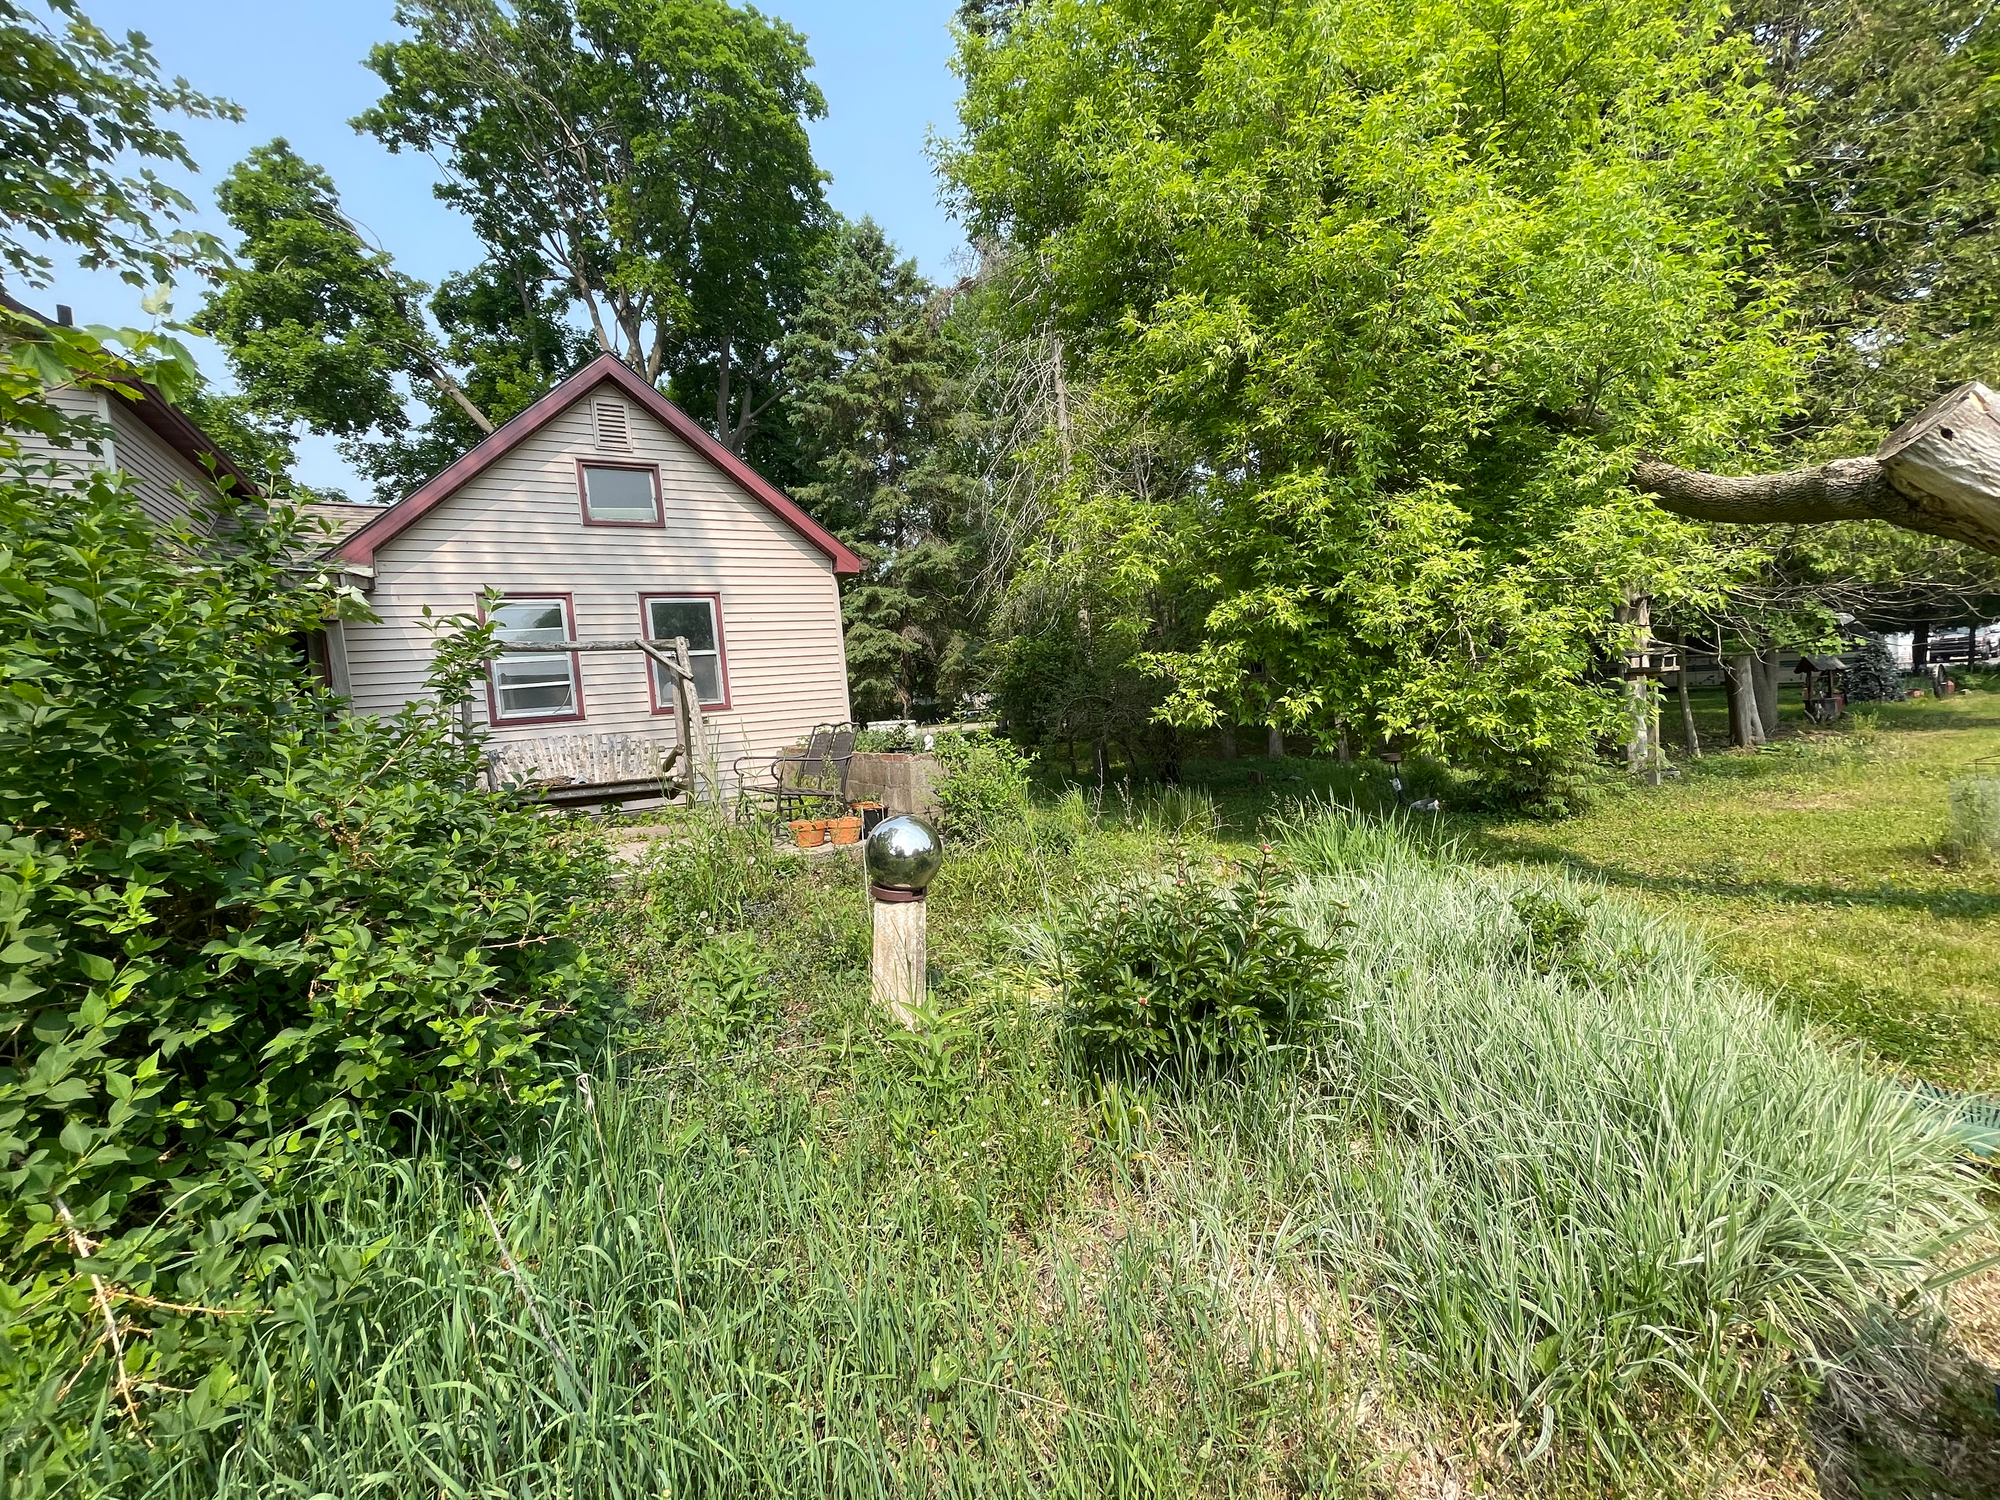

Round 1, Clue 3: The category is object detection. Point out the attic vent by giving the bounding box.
[593,399,632,451]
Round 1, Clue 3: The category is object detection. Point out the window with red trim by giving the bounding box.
[488,596,582,722]
[644,595,728,707]
[579,461,661,524]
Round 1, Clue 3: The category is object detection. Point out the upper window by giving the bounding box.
[644,594,728,709]
[578,461,661,526]
[488,596,582,723]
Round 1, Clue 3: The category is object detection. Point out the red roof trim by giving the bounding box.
[334,354,863,575]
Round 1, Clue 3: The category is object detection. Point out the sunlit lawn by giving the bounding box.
[1149,685,2000,1091]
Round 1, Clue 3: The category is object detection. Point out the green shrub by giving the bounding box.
[1508,883,1598,977]
[1053,852,1344,1075]
[0,468,612,1449]
[930,729,1032,839]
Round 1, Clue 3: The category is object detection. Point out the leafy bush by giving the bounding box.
[0,468,611,1448]
[1053,852,1344,1075]
[930,729,1032,839]
[1508,883,1598,977]
[680,931,775,1050]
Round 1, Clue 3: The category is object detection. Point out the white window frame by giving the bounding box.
[485,594,584,724]
[642,593,729,711]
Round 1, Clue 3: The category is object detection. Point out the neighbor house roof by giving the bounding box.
[298,500,387,547]
[333,354,864,575]
[0,291,262,499]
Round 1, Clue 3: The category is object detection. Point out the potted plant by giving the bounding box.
[790,818,827,848]
[828,813,864,845]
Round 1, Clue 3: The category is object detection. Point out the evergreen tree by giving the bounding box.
[783,219,975,721]
[1844,629,1904,702]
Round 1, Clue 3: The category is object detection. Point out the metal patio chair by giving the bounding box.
[736,723,857,822]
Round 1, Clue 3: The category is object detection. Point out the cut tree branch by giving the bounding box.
[1632,382,2000,557]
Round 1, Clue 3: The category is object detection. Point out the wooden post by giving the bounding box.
[1727,655,1765,746]
[1676,666,1702,759]
[1752,648,1781,738]
[871,890,925,1028]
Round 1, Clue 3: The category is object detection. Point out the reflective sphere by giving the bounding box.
[864,814,943,892]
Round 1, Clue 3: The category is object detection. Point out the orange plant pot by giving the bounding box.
[790,819,827,848]
[827,815,864,846]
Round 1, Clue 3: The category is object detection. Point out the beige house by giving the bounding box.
[2,295,262,527]
[324,354,861,800]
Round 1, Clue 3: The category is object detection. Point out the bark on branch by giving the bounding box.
[1631,382,2000,557]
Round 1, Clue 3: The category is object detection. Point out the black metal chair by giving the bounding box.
[736,723,857,822]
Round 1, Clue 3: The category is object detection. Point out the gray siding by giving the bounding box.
[7,387,223,529]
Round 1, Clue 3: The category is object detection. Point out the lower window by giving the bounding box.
[488,596,582,722]
[643,594,728,708]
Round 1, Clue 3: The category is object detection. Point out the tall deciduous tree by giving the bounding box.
[197,141,591,499]
[198,142,491,449]
[947,0,1792,799]
[356,0,828,457]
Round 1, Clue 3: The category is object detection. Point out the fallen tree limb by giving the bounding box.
[1631,382,2000,557]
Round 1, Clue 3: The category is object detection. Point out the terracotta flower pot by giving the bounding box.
[828,815,864,846]
[790,819,827,848]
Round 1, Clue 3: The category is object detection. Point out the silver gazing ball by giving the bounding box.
[864,814,943,893]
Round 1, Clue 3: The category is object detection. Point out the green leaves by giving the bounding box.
[0,461,615,1445]
[948,0,1800,793]
[1054,849,1344,1075]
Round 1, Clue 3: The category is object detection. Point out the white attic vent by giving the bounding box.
[593,399,632,452]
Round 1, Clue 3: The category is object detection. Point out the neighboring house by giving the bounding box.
[326,353,862,799]
[1,293,261,527]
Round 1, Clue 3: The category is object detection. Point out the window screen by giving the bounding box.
[646,596,725,706]
[489,597,579,720]
[580,463,659,523]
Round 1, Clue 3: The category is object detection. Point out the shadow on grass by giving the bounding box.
[1466,835,2000,922]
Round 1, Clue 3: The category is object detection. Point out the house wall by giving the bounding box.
[340,387,852,788]
[7,386,222,529]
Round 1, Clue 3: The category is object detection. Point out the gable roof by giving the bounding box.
[333,353,863,575]
[1,291,262,499]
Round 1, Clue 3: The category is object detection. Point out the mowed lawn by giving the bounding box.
[1472,686,2000,1090]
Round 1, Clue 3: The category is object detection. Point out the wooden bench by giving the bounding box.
[486,733,685,807]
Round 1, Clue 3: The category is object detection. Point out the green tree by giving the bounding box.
[0,0,235,292]
[784,219,974,719]
[1715,2,2000,633]
[357,0,828,458]
[947,0,1792,800]
[195,140,500,497]
[1,0,233,442]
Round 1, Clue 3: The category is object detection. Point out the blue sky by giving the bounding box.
[29,0,968,492]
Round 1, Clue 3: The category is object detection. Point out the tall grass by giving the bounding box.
[1243,802,1989,1468]
[17,799,1989,1494]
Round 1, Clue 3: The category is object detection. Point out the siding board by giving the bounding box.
[341,392,851,786]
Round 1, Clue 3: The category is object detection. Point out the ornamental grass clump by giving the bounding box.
[1054,850,1344,1075]
[1266,802,1991,1468]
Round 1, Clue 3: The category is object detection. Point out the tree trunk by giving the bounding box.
[1630,382,2000,556]
[1267,725,1286,758]
[1753,649,1782,738]
[1676,668,1702,759]
[1218,725,1237,760]
[1727,656,1765,747]
[1912,622,1931,669]
[1337,722,1352,763]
